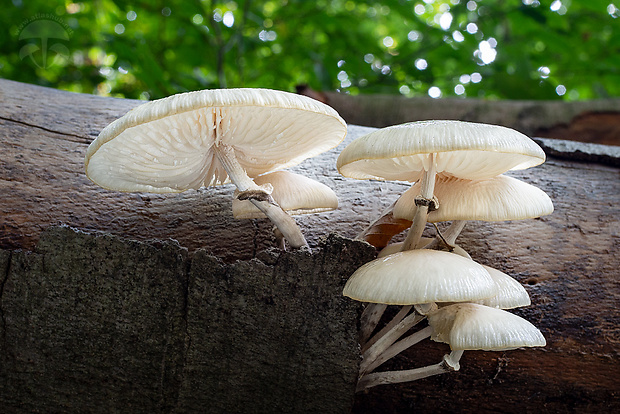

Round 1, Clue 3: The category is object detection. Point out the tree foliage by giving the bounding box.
[2,0,618,100]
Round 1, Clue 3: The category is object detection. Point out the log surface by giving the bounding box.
[1,80,619,413]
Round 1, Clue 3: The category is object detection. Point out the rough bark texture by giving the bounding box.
[0,227,188,413]
[177,235,374,413]
[1,80,619,413]
[0,226,374,413]
[533,137,620,167]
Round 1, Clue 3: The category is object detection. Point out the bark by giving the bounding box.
[1,80,619,413]
[0,226,374,413]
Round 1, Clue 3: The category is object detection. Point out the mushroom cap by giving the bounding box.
[427,303,546,351]
[473,266,531,309]
[336,120,545,182]
[393,175,554,222]
[232,171,338,218]
[85,88,347,193]
[343,249,497,305]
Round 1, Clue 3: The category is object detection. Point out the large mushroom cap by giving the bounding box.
[337,120,545,182]
[85,88,347,193]
[343,249,497,305]
[428,303,546,351]
[232,171,338,218]
[393,174,554,222]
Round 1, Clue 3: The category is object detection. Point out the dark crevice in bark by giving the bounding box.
[0,116,92,144]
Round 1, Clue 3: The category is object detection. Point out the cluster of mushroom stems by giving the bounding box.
[84,89,552,393]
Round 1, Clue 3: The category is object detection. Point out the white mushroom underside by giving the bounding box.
[337,120,546,181]
[232,171,338,219]
[338,150,539,182]
[343,249,498,305]
[428,303,546,351]
[393,175,554,222]
[87,105,345,193]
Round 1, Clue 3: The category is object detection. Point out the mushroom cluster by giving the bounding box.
[85,88,346,248]
[337,120,552,391]
[86,91,551,393]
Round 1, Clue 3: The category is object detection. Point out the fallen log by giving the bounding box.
[1,80,619,413]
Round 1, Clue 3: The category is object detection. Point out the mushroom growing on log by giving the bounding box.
[232,170,339,248]
[338,120,553,392]
[85,88,347,248]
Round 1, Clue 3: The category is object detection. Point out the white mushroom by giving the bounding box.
[473,266,531,310]
[393,174,554,222]
[343,249,498,375]
[427,302,546,351]
[343,249,497,306]
[357,302,546,392]
[337,120,545,182]
[337,120,545,251]
[232,171,338,218]
[85,88,347,248]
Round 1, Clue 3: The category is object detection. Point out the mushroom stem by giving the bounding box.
[445,350,464,368]
[414,303,437,315]
[362,305,413,353]
[214,144,309,249]
[362,326,433,375]
[443,220,467,245]
[360,311,425,374]
[356,351,461,392]
[400,153,437,251]
[359,303,388,346]
[425,220,468,252]
[365,154,436,351]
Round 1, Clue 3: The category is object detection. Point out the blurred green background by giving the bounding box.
[2,0,619,101]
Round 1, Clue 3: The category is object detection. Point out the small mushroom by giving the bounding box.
[85,88,347,248]
[337,120,545,251]
[343,249,497,306]
[473,265,531,309]
[357,302,545,391]
[232,171,338,218]
[232,170,339,248]
[427,302,546,351]
[393,174,554,223]
[343,249,498,375]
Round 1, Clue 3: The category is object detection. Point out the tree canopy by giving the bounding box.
[2,0,619,101]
